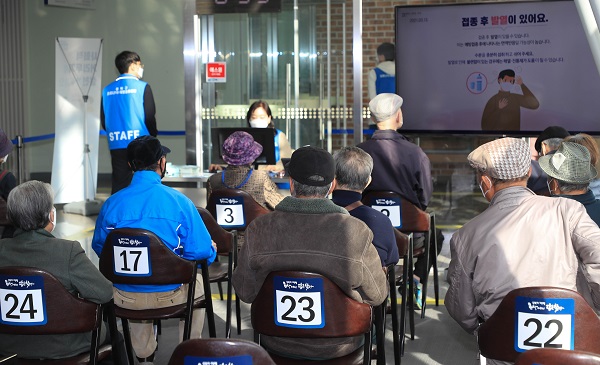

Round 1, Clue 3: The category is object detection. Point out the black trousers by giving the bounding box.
[110,149,133,195]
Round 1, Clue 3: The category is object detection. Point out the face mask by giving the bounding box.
[249,118,270,128]
[1,154,7,163]
[500,82,513,92]
[479,176,492,199]
[547,179,555,196]
[137,67,144,79]
[49,207,56,233]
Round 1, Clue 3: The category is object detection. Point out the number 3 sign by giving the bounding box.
[274,276,324,329]
[514,296,575,352]
[0,275,47,326]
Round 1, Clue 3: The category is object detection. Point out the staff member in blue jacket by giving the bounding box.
[101,51,158,194]
[92,136,216,364]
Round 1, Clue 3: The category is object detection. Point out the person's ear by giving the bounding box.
[328,179,337,195]
[289,178,295,196]
[365,175,373,189]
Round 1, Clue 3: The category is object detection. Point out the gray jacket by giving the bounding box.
[446,186,600,364]
[232,196,388,360]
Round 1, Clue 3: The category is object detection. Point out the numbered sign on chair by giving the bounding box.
[216,197,245,228]
[112,235,152,277]
[0,275,47,326]
[183,355,252,365]
[274,276,324,329]
[371,197,402,228]
[514,296,575,352]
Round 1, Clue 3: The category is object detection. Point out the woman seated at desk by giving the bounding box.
[246,100,293,173]
[207,131,284,211]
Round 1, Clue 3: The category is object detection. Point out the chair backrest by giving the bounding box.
[0,266,101,335]
[362,191,430,232]
[515,348,600,365]
[478,287,600,362]
[99,228,196,286]
[197,206,234,255]
[206,188,269,231]
[251,271,372,338]
[167,338,276,365]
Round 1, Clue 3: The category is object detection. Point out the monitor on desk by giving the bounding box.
[211,127,277,165]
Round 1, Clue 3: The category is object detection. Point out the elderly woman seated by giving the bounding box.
[207,131,284,210]
[0,181,115,361]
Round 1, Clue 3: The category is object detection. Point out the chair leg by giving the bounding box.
[236,294,242,335]
[121,318,135,365]
[375,303,386,365]
[217,282,224,301]
[431,215,440,306]
[420,231,431,319]
[389,266,401,365]
[408,248,415,341]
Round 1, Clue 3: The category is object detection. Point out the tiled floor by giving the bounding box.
[44,178,488,364]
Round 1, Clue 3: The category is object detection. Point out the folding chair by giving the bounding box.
[478,287,600,363]
[206,188,270,335]
[197,206,237,338]
[251,271,374,365]
[515,348,600,365]
[167,338,276,365]
[362,191,439,319]
[98,228,215,365]
[387,231,415,365]
[0,267,112,364]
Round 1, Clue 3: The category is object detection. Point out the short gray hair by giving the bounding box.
[555,178,589,193]
[291,178,331,198]
[7,181,54,231]
[334,147,373,191]
[542,138,564,152]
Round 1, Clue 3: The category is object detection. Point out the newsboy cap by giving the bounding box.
[468,137,531,180]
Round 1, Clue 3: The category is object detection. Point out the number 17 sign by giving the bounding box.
[514,296,575,352]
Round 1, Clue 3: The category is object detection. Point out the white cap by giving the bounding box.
[369,93,403,122]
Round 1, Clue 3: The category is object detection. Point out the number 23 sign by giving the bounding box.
[514,296,575,352]
[274,276,324,329]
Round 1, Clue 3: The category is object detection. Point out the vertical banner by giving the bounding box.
[52,37,102,204]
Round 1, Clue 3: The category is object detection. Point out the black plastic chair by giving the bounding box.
[362,191,439,319]
[197,206,237,338]
[515,348,600,365]
[478,287,600,363]
[206,188,270,335]
[99,228,215,365]
[0,267,112,364]
[251,271,374,365]
[167,338,276,365]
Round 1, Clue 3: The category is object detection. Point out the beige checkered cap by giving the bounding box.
[468,137,531,179]
[369,93,403,122]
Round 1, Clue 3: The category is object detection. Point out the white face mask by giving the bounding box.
[49,207,56,233]
[479,176,492,200]
[249,118,270,128]
[1,154,7,163]
[500,81,513,92]
[137,67,144,79]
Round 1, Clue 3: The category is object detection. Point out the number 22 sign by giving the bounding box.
[274,276,324,329]
[514,296,575,352]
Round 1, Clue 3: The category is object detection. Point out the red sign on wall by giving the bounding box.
[206,62,226,83]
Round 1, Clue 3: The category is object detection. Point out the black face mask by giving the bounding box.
[160,159,166,179]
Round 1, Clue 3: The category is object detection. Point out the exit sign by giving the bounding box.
[206,62,226,83]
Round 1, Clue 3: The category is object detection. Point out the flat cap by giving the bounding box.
[369,93,403,122]
[468,137,531,180]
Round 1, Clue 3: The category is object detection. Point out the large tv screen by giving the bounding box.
[395,0,600,135]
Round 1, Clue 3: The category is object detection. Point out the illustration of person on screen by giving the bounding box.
[481,69,539,131]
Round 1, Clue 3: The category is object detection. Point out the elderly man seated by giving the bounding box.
[232,146,387,361]
[445,137,600,365]
[0,181,114,361]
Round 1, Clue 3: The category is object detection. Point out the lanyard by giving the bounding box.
[222,169,253,189]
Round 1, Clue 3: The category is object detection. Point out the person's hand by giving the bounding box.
[211,240,218,251]
[515,75,523,85]
[498,98,509,109]
[208,164,224,172]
